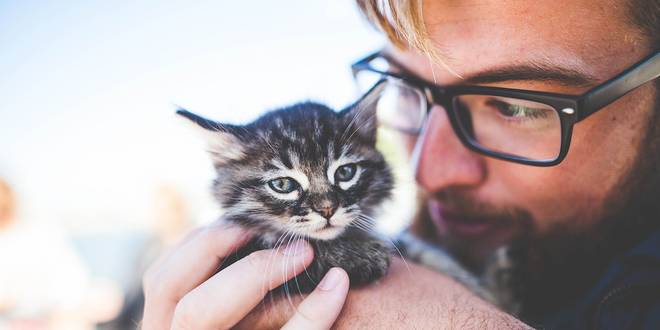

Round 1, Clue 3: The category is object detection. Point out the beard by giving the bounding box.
[412,102,660,321]
[507,94,660,321]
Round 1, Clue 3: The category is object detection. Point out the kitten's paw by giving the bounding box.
[344,238,391,286]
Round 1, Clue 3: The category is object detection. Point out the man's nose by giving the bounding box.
[413,105,486,192]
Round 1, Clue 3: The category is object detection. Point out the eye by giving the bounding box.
[486,99,551,120]
[268,177,299,194]
[335,164,357,182]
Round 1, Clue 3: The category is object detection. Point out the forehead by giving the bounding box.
[254,105,338,138]
[244,107,341,164]
[399,0,647,93]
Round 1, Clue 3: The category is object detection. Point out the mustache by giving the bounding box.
[429,188,535,228]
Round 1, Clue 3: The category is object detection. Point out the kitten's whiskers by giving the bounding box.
[263,229,292,314]
[282,231,298,311]
[344,111,378,146]
[340,104,378,146]
[291,232,306,298]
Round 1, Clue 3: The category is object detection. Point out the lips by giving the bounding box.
[428,199,501,237]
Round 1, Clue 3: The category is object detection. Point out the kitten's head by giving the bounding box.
[178,87,393,241]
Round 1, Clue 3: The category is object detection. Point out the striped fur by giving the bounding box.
[178,91,394,291]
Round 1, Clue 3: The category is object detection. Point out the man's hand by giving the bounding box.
[141,221,350,330]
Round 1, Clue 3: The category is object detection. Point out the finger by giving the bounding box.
[170,240,314,330]
[281,267,350,330]
[147,219,232,272]
[141,223,251,330]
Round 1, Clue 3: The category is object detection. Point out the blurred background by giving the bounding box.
[0,1,417,328]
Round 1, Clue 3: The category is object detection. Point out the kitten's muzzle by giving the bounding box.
[312,204,337,220]
[310,195,339,220]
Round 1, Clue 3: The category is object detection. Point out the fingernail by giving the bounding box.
[318,268,343,291]
[282,240,307,256]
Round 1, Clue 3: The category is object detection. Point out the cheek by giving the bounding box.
[260,192,301,217]
[500,167,607,232]
[487,97,649,232]
[337,188,357,208]
[488,161,592,230]
[329,207,355,227]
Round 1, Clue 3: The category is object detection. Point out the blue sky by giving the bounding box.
[0,1,384,231]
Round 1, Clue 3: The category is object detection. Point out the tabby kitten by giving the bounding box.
[178,84,393,292]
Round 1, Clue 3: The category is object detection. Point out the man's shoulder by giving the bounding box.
[584,229,660,330]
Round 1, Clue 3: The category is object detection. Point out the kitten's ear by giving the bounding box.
[176,109,245,165]
[340,82,386,145]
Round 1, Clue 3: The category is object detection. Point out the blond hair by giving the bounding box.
[355,0,461,77]
[355,1,429,52]
[356,0,659,51]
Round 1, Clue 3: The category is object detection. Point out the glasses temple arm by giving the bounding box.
[579,52,660,120]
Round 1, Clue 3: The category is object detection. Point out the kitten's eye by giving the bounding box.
[268,177,299,194]
[335,164,357,182]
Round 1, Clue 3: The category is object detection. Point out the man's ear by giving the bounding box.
[176,109,245,165]
[339,81,386,145]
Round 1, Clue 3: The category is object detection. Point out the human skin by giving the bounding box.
[141,222,350,329]
[236,258,530,329]
[398,0,656,262]
[143,0,656,328]
[238,0,655,327]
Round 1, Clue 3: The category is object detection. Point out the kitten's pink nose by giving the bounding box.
[319,207,336,219]
[313,202,337,220]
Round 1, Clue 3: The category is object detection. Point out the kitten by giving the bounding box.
[178,84,393,292]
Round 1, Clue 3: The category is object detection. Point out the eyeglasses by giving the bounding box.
[351,50,660,166]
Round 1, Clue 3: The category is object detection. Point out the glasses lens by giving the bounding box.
[452,95,562,161]
[375,77,426,134]
[355,70,425,134]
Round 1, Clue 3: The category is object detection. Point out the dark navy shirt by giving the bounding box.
[542,229,660,330]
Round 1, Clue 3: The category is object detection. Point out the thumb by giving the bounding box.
[281,267,350,330]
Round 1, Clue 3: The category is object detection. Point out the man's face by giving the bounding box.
[390,0,656,265]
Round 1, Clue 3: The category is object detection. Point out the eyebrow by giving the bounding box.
[462,62,600,88]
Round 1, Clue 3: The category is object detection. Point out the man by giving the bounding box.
[353,0,660,327]
[142,0,659,328]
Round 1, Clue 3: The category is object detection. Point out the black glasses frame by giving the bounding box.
[351,50,660,166]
